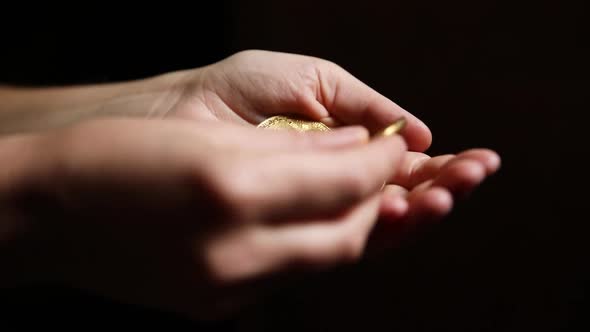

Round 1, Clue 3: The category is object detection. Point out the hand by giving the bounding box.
[164,50,433,152]
[0,50,501,320]
[369,148,501,252]
[159,50,501,227]
[1,50,430,152]
[2,118,410,320]
[0,48,501,264]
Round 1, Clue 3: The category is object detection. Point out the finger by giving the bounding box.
[263,195,382,270]
[390,152,455,188]
[203,195,382,283]
[203,121,370,152]
[231,135,407,222]
[312,62,432,152]
[382,184,454,225]
[408,160,487,198]
[367,186,453,257]
[383,184,409,197]
[443,148,501,175]
[405,187,453,224]
[379,185,409,219]
[390,148,501,189]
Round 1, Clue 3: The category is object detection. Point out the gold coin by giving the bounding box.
[375,117,407,137]
[258,115,407,138]
[257,115,331,132]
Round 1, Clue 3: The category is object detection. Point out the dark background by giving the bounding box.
[1,1,588,331]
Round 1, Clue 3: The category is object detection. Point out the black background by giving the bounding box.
[1,1,588,331]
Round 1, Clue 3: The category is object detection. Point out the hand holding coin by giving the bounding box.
[0,48,501,322]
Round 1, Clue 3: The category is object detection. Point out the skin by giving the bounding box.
[0,50,500,320]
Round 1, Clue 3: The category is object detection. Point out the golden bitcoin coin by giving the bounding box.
[257,115,331,132]
[258,115,406,137]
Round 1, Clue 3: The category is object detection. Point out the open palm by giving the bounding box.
[168,50,431,151]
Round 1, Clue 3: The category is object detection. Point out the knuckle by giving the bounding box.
[311,58,345,84]
[207,161,258,219]
[228,49,265,62]
[313,57,342,72]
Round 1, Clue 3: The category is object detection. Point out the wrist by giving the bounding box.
[95,69,195,119]
[0,69,196,135]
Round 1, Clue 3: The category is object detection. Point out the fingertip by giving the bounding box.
[458,148,501,174]
[380,103,431,152]
[381,195,409,219]
[404,119,432,152]
[486,151,502,173]
[425,187,453,216]
[442,159,487,189]
[405,187,453,225]
[459,160,487,186]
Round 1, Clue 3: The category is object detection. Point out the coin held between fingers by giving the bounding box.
[374,118,407,138]
[258,116,407,192]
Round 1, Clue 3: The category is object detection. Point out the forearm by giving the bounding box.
[0,70,190,135]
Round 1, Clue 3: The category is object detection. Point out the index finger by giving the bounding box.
[235,135,407,222]
[313,61,432,152]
